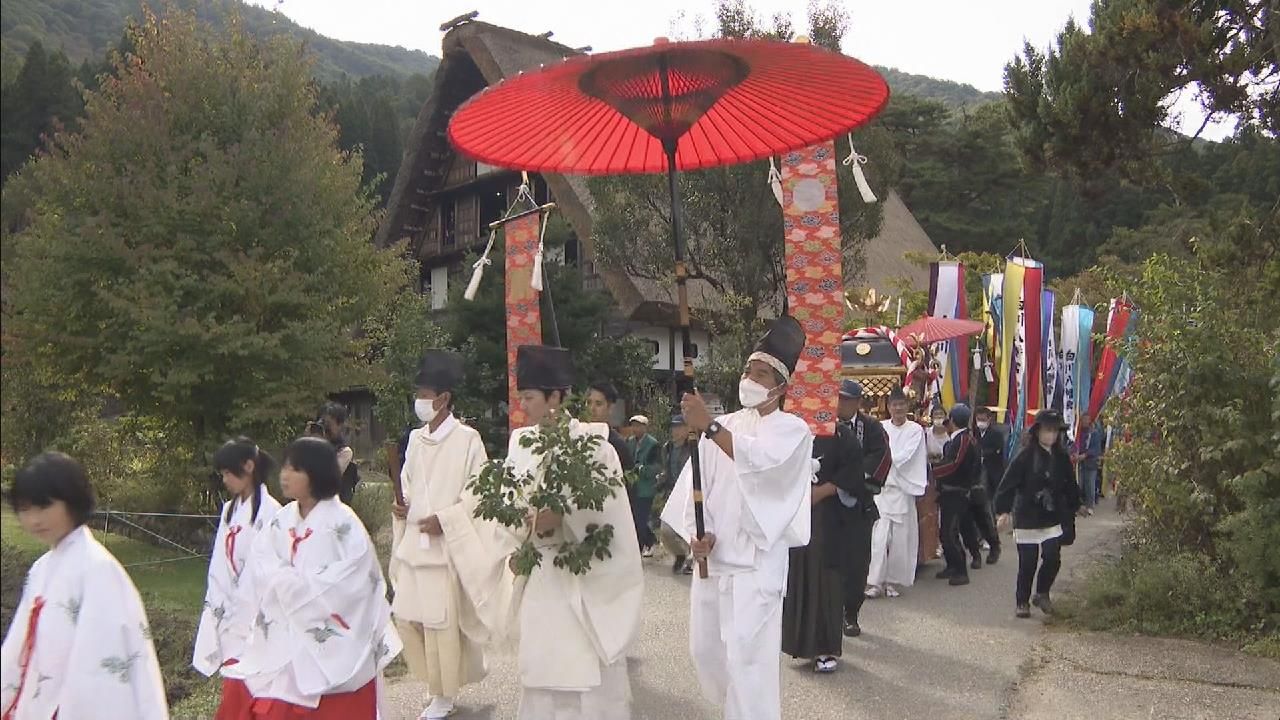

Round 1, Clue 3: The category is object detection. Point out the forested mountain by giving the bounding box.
[0,0,439,81]
[875,66,1002,108]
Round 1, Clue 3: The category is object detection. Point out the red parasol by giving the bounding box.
[897,316,986,347]
[449,38,888,174]
[448,36,888,578]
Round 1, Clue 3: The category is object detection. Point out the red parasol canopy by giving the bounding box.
[445,36,888,580]
[448,37,889,174]
[898,316,985,347]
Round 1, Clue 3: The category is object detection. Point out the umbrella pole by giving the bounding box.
[666,141,709,580]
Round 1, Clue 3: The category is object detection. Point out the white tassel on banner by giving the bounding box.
[842,133,878,203]
[768,157,784,207]
[464,229,497,301]
[530,209,550,292]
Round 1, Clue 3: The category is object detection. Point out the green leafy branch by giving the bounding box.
[468,410,621,576]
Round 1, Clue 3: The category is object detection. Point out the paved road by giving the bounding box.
[385,500,1124,720]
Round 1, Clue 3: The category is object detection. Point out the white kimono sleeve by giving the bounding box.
[557,441,644,667]
[729,415,814,549]
[242,519,401,701]
[58,558,169,720]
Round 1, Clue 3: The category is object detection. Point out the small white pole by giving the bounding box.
[896,298,903,326]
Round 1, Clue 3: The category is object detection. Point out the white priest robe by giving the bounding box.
[1,526,168,720]
[389,414,491,698]
[870,420,928,588]
[660,408,814,720]
[226,497,402,709]
[193,485,283,676]
[458,418,643,720]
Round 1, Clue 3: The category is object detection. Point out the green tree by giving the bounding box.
[1004,0,1278,189]
[3,9,411,476]
[0,41,85,182]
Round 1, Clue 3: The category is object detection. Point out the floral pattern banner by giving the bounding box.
[505,212,542,430]
[782,142,842,437]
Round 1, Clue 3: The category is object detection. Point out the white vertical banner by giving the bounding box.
[1061,304,1080,440]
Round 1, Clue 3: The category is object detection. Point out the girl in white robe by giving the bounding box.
[219,437,401,720]
[1,452,168,720]
[192,438,283,699]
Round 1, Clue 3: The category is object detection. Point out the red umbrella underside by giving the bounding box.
[449,37,889,175]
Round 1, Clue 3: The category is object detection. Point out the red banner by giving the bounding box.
[505,213,542,430]
[782,143,842,437]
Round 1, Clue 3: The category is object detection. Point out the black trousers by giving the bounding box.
[939,490,973,575]
[966,486,1001,552]
[630,494,656,549]
[1016,537,1062,604]
[843,506,876,623]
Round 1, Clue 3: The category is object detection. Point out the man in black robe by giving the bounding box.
[932,404,983,585]
[781,416,869,672]
[841,380,890,636]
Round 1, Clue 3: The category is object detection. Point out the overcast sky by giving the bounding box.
[251,0,1233,139]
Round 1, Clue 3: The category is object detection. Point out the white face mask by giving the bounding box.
[738,377,775,409]
[976,421,990,431]
[933,418,946,428]
[414,397,442,424]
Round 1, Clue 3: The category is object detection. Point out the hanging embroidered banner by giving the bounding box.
[782,143,842,438]
[505,212,543,430]
[928,261,969,410]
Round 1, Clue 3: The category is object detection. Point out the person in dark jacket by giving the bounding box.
[585,381,636,474]
[657,415,695,574]
[996,410,1082,618]
[781,419,871,672]
[973,407,1007,498]
[840,380,890,635]
[931,404,981,586]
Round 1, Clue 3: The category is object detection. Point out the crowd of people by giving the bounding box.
[1,315,1109,720]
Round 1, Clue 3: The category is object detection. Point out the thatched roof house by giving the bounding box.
[377,18,936,328]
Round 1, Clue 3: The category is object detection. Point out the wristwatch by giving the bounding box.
[705,421,723,439]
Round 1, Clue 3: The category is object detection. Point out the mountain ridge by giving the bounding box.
[3,0,1004,109]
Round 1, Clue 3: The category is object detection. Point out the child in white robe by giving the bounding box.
[1,452,169,720]
[219,437,402,720]
[192,438,283,703]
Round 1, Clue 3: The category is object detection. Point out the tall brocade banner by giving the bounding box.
[998,265,1023,423]
[505,213,543,430]
[782,143,842,438]
[928,261,969,409]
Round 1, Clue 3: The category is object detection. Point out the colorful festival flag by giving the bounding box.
[1001,257,1044,454]
[928,261,969,410]
[982,273,1004,407]
[1042,290,1060,411]
[782,142,842,437]
[1088,297,1136,419]
[504,213,543,430]
[1060,303,1095,440]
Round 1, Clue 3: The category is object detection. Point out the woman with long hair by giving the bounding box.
[193,438,283,696]
[994,410,1082,618]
